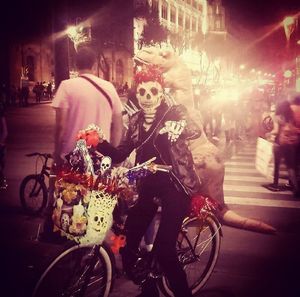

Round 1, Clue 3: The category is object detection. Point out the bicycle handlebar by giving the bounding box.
[26,152,52,159]
[126,157,172,175]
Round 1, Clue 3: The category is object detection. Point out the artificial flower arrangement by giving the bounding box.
[52,124,135,245]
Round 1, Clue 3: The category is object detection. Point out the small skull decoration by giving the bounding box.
[100,156,112,174]
[60,213,70,232]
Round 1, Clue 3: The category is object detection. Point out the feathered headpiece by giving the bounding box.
[134,65,164,86]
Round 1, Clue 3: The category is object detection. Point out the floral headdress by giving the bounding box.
[134,64,164,86]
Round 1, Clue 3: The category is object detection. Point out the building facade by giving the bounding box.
[9,0,227,92]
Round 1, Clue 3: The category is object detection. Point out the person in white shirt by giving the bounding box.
[52,46,123,165]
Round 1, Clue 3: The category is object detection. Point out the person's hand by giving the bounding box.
[159,120,186,142]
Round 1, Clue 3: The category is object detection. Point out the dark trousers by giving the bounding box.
[273,143,299,193]
[124,182,192,297]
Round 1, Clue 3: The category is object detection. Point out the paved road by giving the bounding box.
[1,102,300,297]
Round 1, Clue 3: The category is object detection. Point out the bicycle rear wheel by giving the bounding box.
[32,242,115,297]
[20,174,48,215]
[159,215,221,297]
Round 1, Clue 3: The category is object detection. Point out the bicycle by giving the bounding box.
[32,159,222,297]
[20,152,53,215]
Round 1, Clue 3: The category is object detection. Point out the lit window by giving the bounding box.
[162,2,168,20]
[152,0,159,13]
[170,6,176,23]
[178,12,183,27]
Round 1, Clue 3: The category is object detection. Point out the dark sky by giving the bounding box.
[2,0,300,42]
[223,0,300,29]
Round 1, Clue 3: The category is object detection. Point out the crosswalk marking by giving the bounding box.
[224,141,294,208]
[224,175,286,183]
[225,168,260,174]
[224,184,291,194]
[225,161,255,166]
[225,197,300,209]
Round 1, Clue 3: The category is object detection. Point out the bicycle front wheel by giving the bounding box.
[160,215,221,297]
[20,174,48,215]
[32,242,115,297]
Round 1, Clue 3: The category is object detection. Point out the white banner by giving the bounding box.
[255,137,274,179]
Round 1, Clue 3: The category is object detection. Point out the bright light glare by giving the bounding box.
[296,78,300,92]
[283,16,295,27]
[213,87,240,103]
[66,26,78,38]
[283,70,292,78]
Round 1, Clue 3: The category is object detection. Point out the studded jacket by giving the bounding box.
[98,103,202,197]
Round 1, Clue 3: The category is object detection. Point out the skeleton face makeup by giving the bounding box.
[136,81,163,114]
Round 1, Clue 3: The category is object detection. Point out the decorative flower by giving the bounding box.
[134,64,164,86]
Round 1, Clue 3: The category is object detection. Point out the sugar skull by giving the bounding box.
[135,65,164,115]
[136,81,164,114]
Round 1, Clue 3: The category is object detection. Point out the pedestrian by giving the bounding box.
[46,82,53,99]
[33,82,40,103]
[97,64,201,297]
[10,85,17,106]
[20,85,29,106]
[39,45,124,241]
[266,96,300,197]
[123,81,129,93]
[0,100,8,189]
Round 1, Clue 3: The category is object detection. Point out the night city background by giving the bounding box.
[1,1,300,297]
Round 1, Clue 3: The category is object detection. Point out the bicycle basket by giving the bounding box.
[52,179,117,245]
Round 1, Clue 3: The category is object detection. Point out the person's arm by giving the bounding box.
[107,81,124,146]
[110,112,123,147]
[177,106,202,140]
[98,116,136,164]
[53,107,68,165]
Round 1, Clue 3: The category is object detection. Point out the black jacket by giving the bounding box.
[98,104,202,197]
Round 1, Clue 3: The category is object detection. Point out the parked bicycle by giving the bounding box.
[20,152,53,215]
[32,159,222,297]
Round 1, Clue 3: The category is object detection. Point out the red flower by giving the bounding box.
[134,65,164,86]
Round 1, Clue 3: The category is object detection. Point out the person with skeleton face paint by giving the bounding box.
[97,65,202,297]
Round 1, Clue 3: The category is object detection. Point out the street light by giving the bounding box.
[66,18,91,51]
[282,16,296,46]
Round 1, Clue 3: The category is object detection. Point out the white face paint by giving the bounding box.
[136,81,163,114]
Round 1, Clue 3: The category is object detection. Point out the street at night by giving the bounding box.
[1,1,300,297]
[0,101,299,297]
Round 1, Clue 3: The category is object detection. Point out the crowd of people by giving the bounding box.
[0,81,53,108]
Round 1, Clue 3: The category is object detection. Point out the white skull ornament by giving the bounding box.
[60,213,70,232]
[136,81,163,114]
[100,156,112,173]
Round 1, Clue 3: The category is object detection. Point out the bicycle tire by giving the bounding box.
[159,215,221,297]
[20,174,48,215]
[32,242,115,297]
